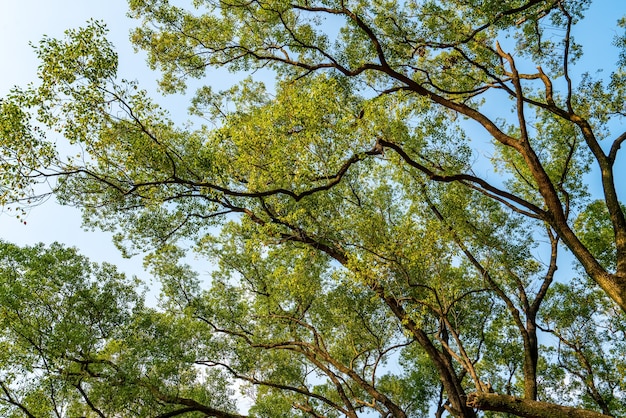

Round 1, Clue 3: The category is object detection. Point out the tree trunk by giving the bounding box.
[523,322,538,400]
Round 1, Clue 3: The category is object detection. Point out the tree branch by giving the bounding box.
[467,392,611,418]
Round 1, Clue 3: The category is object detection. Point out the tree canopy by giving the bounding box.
[1,0,626,416]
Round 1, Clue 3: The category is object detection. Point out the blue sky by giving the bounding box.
[1,0,625,285]
[0,0,152,280]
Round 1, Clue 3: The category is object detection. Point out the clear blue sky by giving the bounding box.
[0,0,625,282]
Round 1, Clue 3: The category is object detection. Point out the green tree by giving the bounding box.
[1,0,626,417]
[0,241,247,417]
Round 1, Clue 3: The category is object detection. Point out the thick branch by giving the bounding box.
[609,131,626,163]
[467,392,610,418]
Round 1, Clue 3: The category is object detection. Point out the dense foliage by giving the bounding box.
[1,0,626,416]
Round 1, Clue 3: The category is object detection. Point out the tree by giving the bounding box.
[0,241,248,417]
[1,0,626,416]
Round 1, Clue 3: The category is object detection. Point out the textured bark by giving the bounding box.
[523,322,538,400]
[468,393,611,418]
